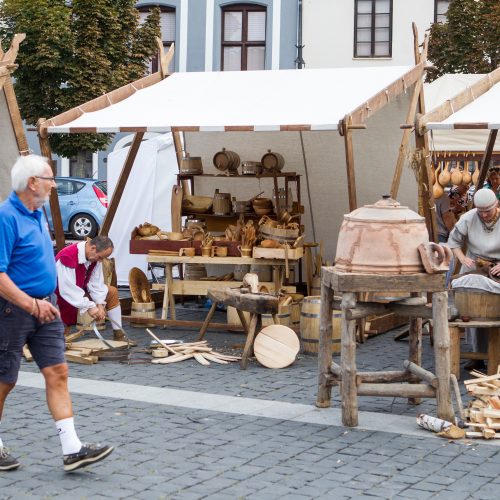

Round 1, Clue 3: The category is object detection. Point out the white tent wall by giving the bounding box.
[185,86,417,261]
[0,90,20,202]
[108,133,178,285]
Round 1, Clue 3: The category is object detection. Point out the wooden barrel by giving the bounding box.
[213,148,240,172]
[310,276,321,296]
[262,304,291,327]
[454,288,500,320]
[77,311,105,331]
[261,149,285,172]
[130,301,156,328]
[299,296,341,354]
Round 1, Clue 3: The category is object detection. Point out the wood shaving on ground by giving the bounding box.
[149,339,241,366]
[463,367,500,439]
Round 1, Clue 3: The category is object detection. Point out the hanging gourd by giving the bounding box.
[438,162,451,186]
[461,167,472,185]
[471,162,480,185]
[450,166,463,185]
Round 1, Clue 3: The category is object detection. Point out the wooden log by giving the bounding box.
[432,291,455,422]
[450,374,465,420]
[357,383,435,398]
[340,292,358,426]
[449,326,461,379]
[316,281,335,408]
[330,360,342,378]
[356,370,410,385]
[403,360,438,388]
[408,292,423,405]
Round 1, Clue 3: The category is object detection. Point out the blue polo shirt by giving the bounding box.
[0,192,56,296]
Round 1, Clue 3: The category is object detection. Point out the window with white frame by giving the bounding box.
[137,5,175,73]
[435,0,450,23]
[221,3,266,71]
[354,0,392,58]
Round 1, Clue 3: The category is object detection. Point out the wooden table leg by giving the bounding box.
[316,281,334,408]
[198,301,218,341]
[240,313,259,370]
[165,264,176,321]
[235,309,249,334]
[487,327,500,376]
[272,314,279,324]
[449,326,461,380]
[408,302,423,405]
[341,292,358,426]
[161,264,169,320]
[432,291,454,422]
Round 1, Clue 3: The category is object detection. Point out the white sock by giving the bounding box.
[107,306,122,330]
[56,417,82,455]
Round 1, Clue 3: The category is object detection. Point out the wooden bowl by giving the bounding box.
[253,207,273,216]
[252,197,273,207]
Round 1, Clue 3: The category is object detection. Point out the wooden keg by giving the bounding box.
[77,311,105,330]
[213,148,240,172]
[299,296,341,354]
[261,149,285,172]
[454,288,500,320]
[261,304,291,327]
[310,276,321,296]
[130,301,156,328]
[213,189,232,215]
[288,294,303,332]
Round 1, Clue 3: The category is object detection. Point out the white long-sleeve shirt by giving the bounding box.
[56,241,108,314]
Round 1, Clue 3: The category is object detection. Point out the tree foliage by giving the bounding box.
[427,0,500,81]
[0,0,160,158]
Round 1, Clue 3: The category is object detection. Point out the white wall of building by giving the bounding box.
[302,0,435,68]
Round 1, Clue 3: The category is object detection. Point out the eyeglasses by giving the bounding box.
[35,176,56,182]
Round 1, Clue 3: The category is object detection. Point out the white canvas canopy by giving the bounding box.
[41,63,425,260]
[44,66,417,133]
[423,74,498,153]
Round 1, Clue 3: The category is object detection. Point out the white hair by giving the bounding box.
[11,154,51,192]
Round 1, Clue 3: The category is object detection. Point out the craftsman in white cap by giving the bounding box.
[447,188,500,370]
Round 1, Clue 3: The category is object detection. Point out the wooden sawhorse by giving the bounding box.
[316,268,454,427]
[198,287,279,370]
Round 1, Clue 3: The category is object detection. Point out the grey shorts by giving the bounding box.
[0,295,66,384]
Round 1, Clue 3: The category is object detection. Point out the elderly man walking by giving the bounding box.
[0,155,113,472]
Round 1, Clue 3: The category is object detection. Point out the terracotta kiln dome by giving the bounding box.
[335,196,429,274]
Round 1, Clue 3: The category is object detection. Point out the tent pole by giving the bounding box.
[342,115,357,211]
[299,131,316,243]
[475,129,498,190]
[100,131,145,236]
[411,24,437,242]
[37,120,66,251]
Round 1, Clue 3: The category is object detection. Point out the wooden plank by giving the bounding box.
[322,269,445,293]
[147,255,291,265]
[3,76,29,154]
[100,131,144,236]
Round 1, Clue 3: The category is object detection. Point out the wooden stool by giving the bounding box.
[316,268,453,427]
[198,288,280,369]
[449,320,500,379]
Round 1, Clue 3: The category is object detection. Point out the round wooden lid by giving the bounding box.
[254,324,300,369]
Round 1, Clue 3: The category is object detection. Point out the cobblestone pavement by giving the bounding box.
[1,303,499,499]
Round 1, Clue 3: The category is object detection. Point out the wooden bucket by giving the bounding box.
[262,304,291,327]
[213,148,240,172]
[130,301,156,328]
[213,190,232,215]
[454,288,500,320]
[261,149,285,172]
[299,296,341,354]
[77,311,105,331]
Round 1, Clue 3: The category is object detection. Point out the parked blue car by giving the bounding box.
[44,177,108,239]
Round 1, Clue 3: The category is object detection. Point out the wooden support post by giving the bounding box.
[449,326,461,379]
[357,383,435,398]
[37,121,66,252]
[432,291,454,422]
[403,360,438,388]
[198,301,218,341]
[342,116,357,211]
[340,292,358,426]
[408,291,423,404]
[100,131,144,236]
[475,130,498,191]
[316,278,334,408]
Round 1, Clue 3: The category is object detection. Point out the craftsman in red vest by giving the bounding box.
[55,236,125,341]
